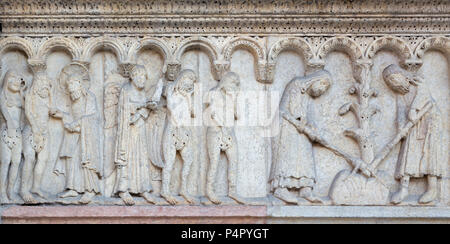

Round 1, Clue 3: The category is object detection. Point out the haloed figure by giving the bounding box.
[205,72,245,204]
[161,69,197,205]
[114,64,158,206]
[0,71,26,203]
[270,70,332,204]
[382,64,443,204]
[53,63,102,204]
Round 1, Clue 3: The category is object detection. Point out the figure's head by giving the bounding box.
[130,64,147,90]
[104,83,121,107]
[4,71,25,93]
[306,70,332,97]
[175,69,196,94]
[221,72,240,94]
[67,75,84,101]
[382,64,411,94]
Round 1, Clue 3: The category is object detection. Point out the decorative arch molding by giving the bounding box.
[414,36,450,60]
[0,37,35,59]
[174,37,219,64]
[222,37,268,83]
[223,37,266,62]
[317,36,363,64]
[127,38,172,74]
[169,37,222,81]
[81,36,126,64]
[267,38,315,82]
[37,37,81,61]
[365,36,413,68]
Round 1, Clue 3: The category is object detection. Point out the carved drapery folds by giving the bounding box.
[0,6,449,207]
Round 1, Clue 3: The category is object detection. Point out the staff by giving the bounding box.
[369,101,433,173]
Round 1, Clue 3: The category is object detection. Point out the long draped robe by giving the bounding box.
[270,79,317,190]
[114,84,152,194]
[395,83,444,179]
[54,91,101,193]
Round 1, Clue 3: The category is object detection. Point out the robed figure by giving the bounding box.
[53,63,102,204]
[381,64,444,204]
[270,70,331,204]
[114,64,157,205]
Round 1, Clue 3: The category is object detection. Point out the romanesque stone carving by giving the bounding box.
[21,63,54,204]
[0,71,26,203]
[205,72,245,205]
[1,1,448,35]
[271,70,332,204]
[114,64,159,205]
[52,63,102,204]
[0,4,448,210]
[370,64,444,204]
[161,70,197,205]
[329,61,390,206]
[103,72,127,190]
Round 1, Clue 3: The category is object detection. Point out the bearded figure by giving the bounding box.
[52,62,102,204]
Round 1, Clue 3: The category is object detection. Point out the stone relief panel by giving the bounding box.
[0,35,448,207]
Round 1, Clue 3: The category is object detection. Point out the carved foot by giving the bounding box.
[119,192,135,206]
[419,188,437,204]
[391,186,409,205]
[141,192,156,204]
[161,191,179,205]
[274,188,298,204]
[229,193,246,205]
[58,190,79,199]
[20,191,39,204]
[299,187,322,204]
[206,193,222,205]
[33,189,49,200]
[79,191,95,204]
[180,191,197,205]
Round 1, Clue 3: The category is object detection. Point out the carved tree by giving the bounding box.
[329,59,389,205]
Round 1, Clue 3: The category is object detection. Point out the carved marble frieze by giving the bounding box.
[0,0,448,208]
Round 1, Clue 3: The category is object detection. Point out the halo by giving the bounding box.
[59,62,90,94]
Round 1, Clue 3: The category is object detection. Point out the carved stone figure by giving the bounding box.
[270,70,332,204]
[0,71,26,203]
[161,69,197,205]
[114,64,158,205]
[21,70,54,203]
[103,72,127,194]
[371,64,444,204]
[52,63,102,204]
[205,72,245,205]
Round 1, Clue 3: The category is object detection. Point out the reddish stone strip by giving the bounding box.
[2,206,267,224]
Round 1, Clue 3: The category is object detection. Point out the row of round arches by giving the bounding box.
[0,35,448,82]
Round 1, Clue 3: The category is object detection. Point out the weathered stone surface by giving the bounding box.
[0,0,448,223]
[1,206,266,224]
